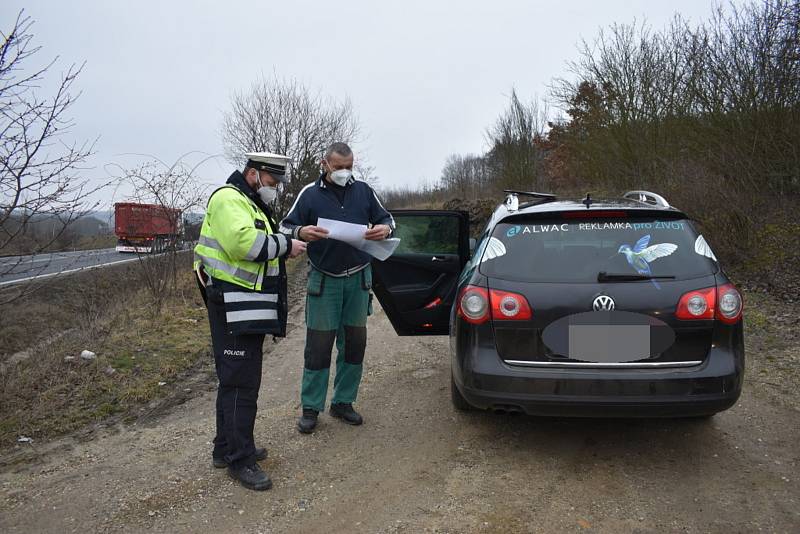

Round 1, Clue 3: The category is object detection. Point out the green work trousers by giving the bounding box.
[301,265,372,412]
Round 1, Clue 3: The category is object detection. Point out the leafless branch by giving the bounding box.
[0,10,103,303]
[108,154,211,315]
[221,76,360,218]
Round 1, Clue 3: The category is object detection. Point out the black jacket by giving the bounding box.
[279,175,395,274]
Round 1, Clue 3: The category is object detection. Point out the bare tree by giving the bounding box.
[379,179,448,209]
[439,154,491,199]
[221,76,360,217]
[0,11,100,303]
[351,155,380,188]
[544,0,800,270]
[485,89,549,192]
[109,154,211,315]
[550,0,800,193]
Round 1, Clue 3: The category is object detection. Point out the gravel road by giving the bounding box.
[1,287,798,533]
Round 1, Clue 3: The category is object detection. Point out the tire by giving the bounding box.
[451,372,473,412]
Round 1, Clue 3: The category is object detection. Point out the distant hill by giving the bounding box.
[88,210,115,227]
[72,216,110,236]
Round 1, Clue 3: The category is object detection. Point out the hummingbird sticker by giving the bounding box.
[617,234,678,289]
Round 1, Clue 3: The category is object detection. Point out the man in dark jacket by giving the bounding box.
[279,142,395,433]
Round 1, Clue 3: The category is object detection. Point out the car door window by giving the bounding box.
[393,215,460,255]
[370,210,469,336]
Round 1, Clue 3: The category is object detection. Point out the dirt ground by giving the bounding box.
[1,284,798,533]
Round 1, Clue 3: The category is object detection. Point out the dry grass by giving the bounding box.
[71,234,117,251]
[0,260,141,357]
[741,289,800,405]
[0,256,210,447]
[0,253,309,449]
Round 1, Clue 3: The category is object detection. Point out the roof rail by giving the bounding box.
[503,190,556,212]
[623,190,670,208]
[503,189,557,200]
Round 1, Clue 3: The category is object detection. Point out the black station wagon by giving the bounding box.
[370,190,744,417]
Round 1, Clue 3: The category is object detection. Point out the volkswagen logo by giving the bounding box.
[593,295,615,311]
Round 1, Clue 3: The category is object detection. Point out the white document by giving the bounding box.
[360,238,401,261]
[317,217,401,261]
[318,217,368,242]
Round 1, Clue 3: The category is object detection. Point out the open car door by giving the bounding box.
[370,210,470,335]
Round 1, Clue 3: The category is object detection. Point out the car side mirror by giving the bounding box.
[469,237,477,256]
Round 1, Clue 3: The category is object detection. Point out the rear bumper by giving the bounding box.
[116,245,151,253]
[453,346,744,417]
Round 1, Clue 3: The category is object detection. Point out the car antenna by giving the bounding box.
[583,193,592,208]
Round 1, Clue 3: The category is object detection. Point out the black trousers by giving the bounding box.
[207,297,265,469]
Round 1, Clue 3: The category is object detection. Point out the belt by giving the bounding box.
[312,262,369,278]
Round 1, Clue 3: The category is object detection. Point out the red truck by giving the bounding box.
[114,202,182,253]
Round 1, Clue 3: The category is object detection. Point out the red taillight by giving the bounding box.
[716,283,743,324]
[676,286,716,320]
[489,289,532,320]
[457,286,489,324]
[457,286,533,323]
[676,284,743,324]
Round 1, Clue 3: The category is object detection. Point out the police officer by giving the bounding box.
[279,142,395,434]
[194,152,306,491]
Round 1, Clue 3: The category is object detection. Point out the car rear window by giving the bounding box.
[478,217,719,283]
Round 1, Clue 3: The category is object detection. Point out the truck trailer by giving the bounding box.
[114,202,182,253]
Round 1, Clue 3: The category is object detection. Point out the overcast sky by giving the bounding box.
[3,0,724,208]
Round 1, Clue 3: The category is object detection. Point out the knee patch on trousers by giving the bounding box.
[304,329,336,370]
[344,325,367,365]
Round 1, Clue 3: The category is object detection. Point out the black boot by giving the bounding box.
[329,403,363,425]
[297,408,319,434]
[213,447,268,469]
[227,463,272,491]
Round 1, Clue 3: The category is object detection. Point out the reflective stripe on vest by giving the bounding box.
[194,252,259,285]
[198,234,223,252]
[194,185,280,291]
[245,232,267,261]
[223,292,278,304]
[226,309,278,323]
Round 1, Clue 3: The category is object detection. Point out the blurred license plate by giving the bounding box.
[568,325,650,363]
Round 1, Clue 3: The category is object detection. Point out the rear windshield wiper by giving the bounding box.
[597,272,676,282]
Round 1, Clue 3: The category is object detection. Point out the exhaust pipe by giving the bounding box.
[491,404,524,415]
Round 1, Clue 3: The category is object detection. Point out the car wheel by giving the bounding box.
[451,373,473,411]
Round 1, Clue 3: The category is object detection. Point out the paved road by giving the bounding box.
[0,248,140,287]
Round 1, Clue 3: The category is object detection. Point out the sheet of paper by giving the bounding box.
[317,218,368,243]
[317,217,401,261]
[360,238,401,261]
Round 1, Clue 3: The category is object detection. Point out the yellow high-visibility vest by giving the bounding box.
[193,185,281,290]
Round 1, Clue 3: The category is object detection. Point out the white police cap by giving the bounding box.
[245,152,291,182]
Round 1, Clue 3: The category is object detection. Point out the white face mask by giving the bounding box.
[329,168,352,186]
[255,171,278,204]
